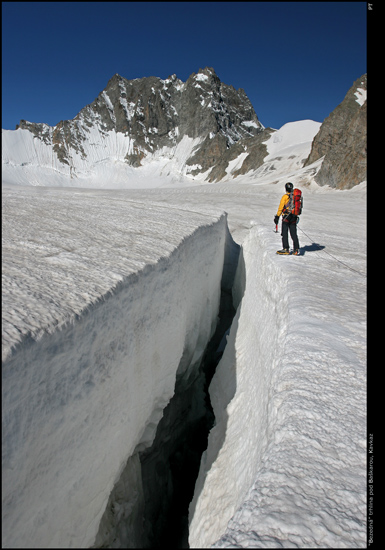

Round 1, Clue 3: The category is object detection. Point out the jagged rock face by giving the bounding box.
[304,74,367,189]
[188,130,274,183]
[16,68,265,181]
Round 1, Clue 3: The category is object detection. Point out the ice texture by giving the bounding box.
[2,186,229,548]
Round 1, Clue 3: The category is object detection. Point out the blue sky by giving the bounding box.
[2,2,367,131]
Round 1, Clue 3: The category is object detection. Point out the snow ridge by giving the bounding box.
[189,223,366,548]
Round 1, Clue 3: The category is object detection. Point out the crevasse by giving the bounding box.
[93,222,240,549]
[2,200,234,548]
[188,225,289,547]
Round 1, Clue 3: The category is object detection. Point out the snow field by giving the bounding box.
[2,186,231,548]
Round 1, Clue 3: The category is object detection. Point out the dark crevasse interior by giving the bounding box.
[93,233,241,549]
[139,285,237,548]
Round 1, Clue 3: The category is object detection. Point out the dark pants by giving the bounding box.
[282,219,299,250]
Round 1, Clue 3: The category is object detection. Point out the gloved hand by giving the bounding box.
[274,215,279,225]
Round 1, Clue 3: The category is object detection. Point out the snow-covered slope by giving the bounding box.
[241,120,322,185]
[2,118,322,189]
[1,126,203,188]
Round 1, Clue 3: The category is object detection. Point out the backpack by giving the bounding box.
[286,188,303,216]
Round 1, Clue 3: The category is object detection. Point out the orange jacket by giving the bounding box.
[276,193,290,217]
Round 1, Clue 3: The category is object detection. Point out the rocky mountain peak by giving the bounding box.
[12,68,265,180]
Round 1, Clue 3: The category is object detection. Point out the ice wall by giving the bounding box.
[93,223,240,549]
[2,187,230,548]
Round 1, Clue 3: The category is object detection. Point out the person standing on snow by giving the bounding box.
[274,182,300,255]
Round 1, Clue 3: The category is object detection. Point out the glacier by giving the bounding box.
[2,120,367,548]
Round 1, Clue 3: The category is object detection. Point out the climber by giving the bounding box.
[274,182,300,255]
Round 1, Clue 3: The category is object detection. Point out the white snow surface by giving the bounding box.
[2,119,367,549]
[250,120,322,186]
[1,127,204,189]
[265,120,322,157]
[355,88,367,106]
[189,199,366,548]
